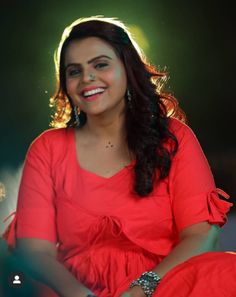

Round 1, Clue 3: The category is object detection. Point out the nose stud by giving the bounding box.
[89,73,96,81]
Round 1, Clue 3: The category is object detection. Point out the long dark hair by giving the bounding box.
[50,16,187,197]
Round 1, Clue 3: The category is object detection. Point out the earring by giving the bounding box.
[127,89,132,109]
[73,106,80,126]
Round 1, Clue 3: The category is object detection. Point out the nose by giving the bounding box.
[81,69,95,83]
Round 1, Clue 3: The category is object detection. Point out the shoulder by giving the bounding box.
[34,127,69,141]
[31,127,70,146]
[168,117,192,136]
[167,117,208,169]
[27,127,72,158]
[168,117,198,146]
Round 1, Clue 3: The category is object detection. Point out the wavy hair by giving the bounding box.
[50,16,187,197]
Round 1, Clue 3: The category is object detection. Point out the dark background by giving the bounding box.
[0,0,235,247]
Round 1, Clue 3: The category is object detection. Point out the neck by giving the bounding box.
[81,108,126,142]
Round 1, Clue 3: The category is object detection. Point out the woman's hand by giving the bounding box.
[119,285,146,297]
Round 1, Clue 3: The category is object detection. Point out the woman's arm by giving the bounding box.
[152,221,220,277]
[15,238,94,297]
[121,121,232,297]
[122,221,220,297]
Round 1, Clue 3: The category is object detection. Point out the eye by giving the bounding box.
[95,62,108,69]
[66,67,81,77]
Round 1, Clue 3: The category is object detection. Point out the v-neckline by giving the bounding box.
[70,127,135,181]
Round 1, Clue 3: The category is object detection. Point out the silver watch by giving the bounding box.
[129,271,161,297]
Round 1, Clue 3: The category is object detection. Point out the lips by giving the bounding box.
[80,89,106,102]
[82,88,105,98]
[79,86,106,102]
[80,86,106,97]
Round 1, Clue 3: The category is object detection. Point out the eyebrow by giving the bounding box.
[65,55,112,69]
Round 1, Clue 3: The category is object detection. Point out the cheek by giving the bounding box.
[66,79,78,98]
[66,79,74,93]
[107,67,127,91]
[66,80,80,106]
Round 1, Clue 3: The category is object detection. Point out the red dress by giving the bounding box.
[2,118,235,297]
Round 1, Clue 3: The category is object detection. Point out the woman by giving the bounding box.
[2,16,235,297]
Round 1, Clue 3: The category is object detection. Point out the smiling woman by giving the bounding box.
[2,16,235,297]
[64,37,127,118]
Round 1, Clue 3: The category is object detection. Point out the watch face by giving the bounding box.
[145,279,156,287]
[144,275,154,281]
[141,273,160,287]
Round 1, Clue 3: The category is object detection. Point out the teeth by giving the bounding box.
[83,88,105,97]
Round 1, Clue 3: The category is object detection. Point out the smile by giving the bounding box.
[82,87,105,97]
[81,88,106,102]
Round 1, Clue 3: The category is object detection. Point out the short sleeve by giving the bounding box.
[169,119,233,233]
[3,130,57,247]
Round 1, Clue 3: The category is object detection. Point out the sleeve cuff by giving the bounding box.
[176,188,233,232]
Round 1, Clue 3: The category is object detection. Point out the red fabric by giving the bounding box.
[153,252,236,297]
[2,118,234,297]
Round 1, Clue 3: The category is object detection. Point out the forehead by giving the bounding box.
[64,37,118,64]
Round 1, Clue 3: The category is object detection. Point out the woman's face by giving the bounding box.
[64,37,127,117]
